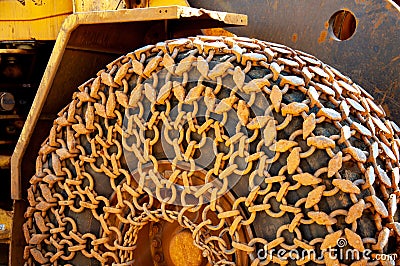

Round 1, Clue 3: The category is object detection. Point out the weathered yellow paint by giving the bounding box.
[0,155,10,169]
[0,208,12,241]
[0,0,73,40]
[0,0,190,40]
[149,0,189,7]
[73,0,126,12]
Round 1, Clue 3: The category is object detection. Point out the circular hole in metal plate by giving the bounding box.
[329,10,357,41]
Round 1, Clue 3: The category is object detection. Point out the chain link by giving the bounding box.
[23,36,399,265]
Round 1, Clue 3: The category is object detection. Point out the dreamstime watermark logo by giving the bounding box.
[256,238,398,262]
[122,61,276,206]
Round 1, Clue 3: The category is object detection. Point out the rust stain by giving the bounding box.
[382,103,391,117]
[391,55,400,63]
[318,30,328,43]
[373,15,385,29]
[272,1,278,10]
[324,21,329,29]
[203,28,235,37]
[385,2,394,10]
[292,33,298,43]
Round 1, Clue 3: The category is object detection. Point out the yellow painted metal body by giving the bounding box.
[0,0,73,40]
[149,0,188,7]
[0,208,12,242]
[72,0,126,12]
[0,0,190,41]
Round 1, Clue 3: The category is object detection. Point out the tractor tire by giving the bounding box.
[23,36,400,266]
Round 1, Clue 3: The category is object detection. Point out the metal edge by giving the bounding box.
[10,14,75,200]
[10,6,247,199]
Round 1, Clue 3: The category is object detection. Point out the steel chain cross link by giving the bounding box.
[23,36,399,266]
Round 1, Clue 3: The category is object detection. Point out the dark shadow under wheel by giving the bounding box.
[24,36,400,266]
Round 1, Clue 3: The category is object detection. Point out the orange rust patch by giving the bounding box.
[202,28,235,37]
[373,15,385,29]
[273,1,278,10]
[382,103,391,117]
[391,55,400,63]
[386,2,394,10]
[292,33,298,43]
[169,230,203,266]
[318,30,328,43]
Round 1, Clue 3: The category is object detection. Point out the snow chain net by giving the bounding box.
[23,36,400,266]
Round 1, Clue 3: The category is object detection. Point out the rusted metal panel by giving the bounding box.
[189,0,400,123]
[9,200,26,266]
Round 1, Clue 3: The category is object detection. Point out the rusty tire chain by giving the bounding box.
[23,36,400,266]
